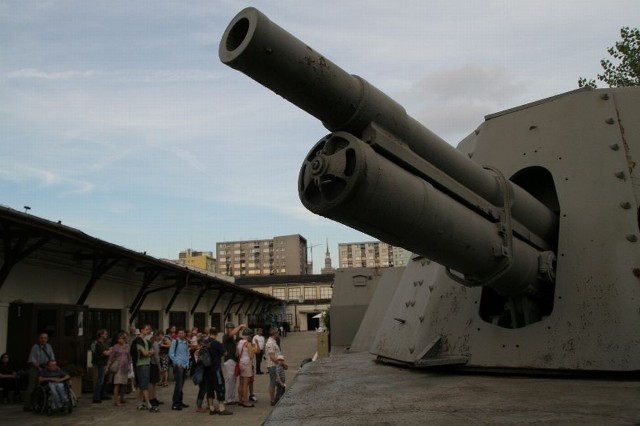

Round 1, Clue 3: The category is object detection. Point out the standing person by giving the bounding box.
[23,332,55,411]
[149,330,164,407]
[222,322,245,405]
[92,329,112,403]
[106,332,131,407]
[194,337,208,412]
[158,331,171,387]
[265,327,281,406]
[169,328,190,411]
[252,328,265,374]
[236,329,255,407]
[134,324,158,412]
[0,353,19,404]
[274,354,287,403]
[203,328,232,416]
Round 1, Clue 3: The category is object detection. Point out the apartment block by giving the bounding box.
[176,249,217,272]
[392,246,412,267]
[338,241,398,268]
[216,234,308,277]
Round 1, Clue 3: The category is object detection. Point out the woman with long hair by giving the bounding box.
[106,332,132,406]
[236,329,255,407]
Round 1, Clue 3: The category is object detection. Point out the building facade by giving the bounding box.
[216,234,308,277]
[176,249,217,272]
[338,241,396,268]
[392,246,412,267]
[236,274,333,331]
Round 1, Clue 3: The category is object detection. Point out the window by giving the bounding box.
[272,288,285,299]
[320,287,332,299]
[169,311,187,330]
[288,287,302,301]
[304,287,316,301]
[85,309,121,348]
[137,310,160,331]
[193,312,206,331]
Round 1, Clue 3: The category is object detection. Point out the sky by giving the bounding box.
[0,0,636,272]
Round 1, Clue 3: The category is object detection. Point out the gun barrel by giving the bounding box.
[219,8,557,246]
[222,8,560,252]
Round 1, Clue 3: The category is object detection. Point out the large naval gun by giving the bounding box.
[220,7,640,373]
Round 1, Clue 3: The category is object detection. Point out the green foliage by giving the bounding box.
[579,27,640,88]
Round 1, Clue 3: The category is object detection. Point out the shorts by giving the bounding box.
[135,365,150,390]
[239,361,253,378]
[268,366,277,387]
[150,363,159,384]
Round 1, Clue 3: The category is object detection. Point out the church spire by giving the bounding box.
[321,238,336,274]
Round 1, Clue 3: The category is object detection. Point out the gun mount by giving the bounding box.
[220,8,640,372]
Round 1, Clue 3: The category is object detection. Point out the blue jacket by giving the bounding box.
[169,338,190,368]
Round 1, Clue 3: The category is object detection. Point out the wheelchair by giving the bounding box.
[30,380,78,415]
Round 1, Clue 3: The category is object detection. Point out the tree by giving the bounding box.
[579,26,640,88]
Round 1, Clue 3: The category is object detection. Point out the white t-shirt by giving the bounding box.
[252,334,265,351]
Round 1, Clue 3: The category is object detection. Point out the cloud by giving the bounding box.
[395,64,529,142]
[0,163,94,194]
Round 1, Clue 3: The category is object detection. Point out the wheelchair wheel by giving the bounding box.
[67,387,78,413]
[30,385,48,415]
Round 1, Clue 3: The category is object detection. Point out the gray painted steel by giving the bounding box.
[349,266,405,353]
[220,7,640,373]
[329,267,385,347]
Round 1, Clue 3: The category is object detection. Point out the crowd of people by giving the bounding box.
[95,322,288,415]
[4,321,288,416]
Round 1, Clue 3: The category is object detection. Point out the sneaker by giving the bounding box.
[180,402,190,408]
[218,410,233,415]
[137,403,148,411]
[92,399,102,404]
[249,395,257,402]
[149,406,160,413]
[171,405,183,411]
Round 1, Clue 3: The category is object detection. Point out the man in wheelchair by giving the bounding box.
[37,360,71,412]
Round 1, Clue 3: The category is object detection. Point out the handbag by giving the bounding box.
[108,357,120,374]
[192,366,204,385]
[234,342,245,376]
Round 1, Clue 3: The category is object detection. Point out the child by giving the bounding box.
[274,354,287,403]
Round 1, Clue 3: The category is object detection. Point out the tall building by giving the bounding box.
[216,234,308,277]
[176,249,216,272]
[392,246,412,267]
[338,241,395,268]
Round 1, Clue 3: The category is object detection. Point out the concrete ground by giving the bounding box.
[0,331,319,426]
[265,350,640,425]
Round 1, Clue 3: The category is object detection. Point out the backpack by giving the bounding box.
[199,345,212,368]
[130,336,142,365]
